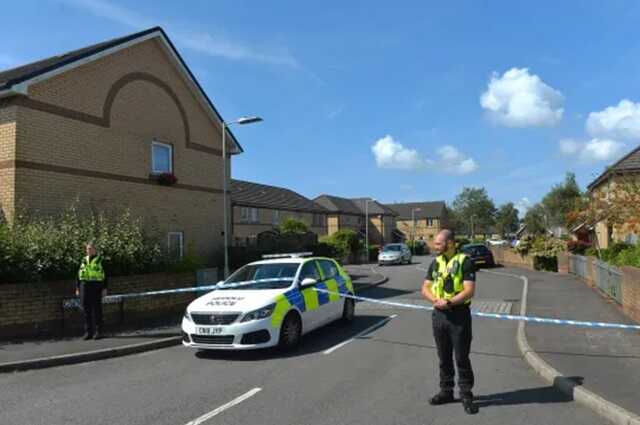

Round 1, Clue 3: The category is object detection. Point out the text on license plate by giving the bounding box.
[196,327,223,335]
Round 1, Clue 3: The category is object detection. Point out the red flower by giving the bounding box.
[157,172,178,186]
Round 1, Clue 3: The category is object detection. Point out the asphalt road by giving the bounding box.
[0,256,611,425]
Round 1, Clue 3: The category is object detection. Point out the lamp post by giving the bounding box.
[222,116,262,278]
[411,208,422,254]
[365,198,376,263]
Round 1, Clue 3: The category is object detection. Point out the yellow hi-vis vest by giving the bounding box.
[430,252,471,304]
[78,255,105,282]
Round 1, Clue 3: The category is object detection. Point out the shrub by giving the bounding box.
[368,244,380,262]
[278,218,309,234]
[407,240,427,255]
[320,230,361,261]
[567,239,591,255]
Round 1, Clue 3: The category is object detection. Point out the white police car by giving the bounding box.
[181,253,356,351]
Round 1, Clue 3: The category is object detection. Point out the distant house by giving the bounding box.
[385,201,448,247]
[231,180,328,246]
[0,27,242,263]
[313,195,397,245]
[586,145,640,248]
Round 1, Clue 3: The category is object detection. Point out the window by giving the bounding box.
[299,261,321,282]
[427,218,434,227]
[240,207,259,223]
[152,141,173,174]
[313,214,324,227]
[319,259,339,279]
[273,210,280,225]
[167,232,183,260]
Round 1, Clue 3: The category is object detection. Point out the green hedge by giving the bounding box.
[0,204,203,284]
[587,242,640,268]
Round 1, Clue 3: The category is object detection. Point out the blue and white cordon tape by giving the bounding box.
[62,278,293,309]
[314,288,640,331]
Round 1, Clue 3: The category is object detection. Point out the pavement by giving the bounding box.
[496,266,640,422]
[0,256,612,425]
[0,265,387,373]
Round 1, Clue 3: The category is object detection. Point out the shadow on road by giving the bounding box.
[358,337,522,359]
[356,285,416,300]
[193,314,392,361]
[475,376,583,408]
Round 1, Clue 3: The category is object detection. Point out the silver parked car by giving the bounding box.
[378,243,412,266]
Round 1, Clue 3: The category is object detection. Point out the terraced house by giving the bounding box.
[0,27,243,262]
[314,194,398,245]
[231,180,328,246]
[385,201,448,248]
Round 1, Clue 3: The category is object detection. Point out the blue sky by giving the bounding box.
[3,1,640,215]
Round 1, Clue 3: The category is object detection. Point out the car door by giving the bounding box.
[317,259,344,323]
[297,260,324,331]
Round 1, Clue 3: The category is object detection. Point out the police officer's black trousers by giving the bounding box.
[432,305,474,396]
[80,281,103,335]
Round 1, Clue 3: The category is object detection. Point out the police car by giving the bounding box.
[181,253,355,351]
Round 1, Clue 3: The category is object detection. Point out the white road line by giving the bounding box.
[184,387,262,425]
[323,314,397,355]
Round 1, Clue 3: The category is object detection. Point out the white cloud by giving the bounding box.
[372,135,425,170]
[371,136,477,175]
[558,138,625,163]
[62,0,300,67]
[515,197,532,218]
[586,99,640,140]
[480,67,564,127]
[559,138,581,155]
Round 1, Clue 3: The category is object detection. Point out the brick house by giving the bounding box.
[231,179,328,245]
[385,201,448,248]
[0,27,243,263]
[586,145,640,248]
[313,195,398,245]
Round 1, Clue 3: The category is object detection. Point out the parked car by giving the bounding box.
[487,239,508,246]
[461,243,495,268]
[182,253,355,351]
[378,243,412,266]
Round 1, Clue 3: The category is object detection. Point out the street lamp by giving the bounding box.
[411,208,422,254]
[222,116,263,278]
[365,198,376,263]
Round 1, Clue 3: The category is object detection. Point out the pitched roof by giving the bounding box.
[350,198,397,216]
[587,144,640,191]
[0,26,243,154]
[231,180,328,214]
[313,195,363,215]
[384,202,447,219]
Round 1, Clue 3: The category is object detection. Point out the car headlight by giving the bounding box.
[183,311,192,322]
[241,303,276,322]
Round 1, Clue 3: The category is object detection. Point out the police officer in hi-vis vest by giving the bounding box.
[422,229,478,415]
[75,242,107,340]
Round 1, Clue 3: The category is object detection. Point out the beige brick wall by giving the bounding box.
[397,218,442,244]
[232,206,327,242]
[0,105,16,221]
[9,36,229,263]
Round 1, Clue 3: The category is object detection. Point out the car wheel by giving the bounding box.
[278,312,302,351]
[342,298,355,324]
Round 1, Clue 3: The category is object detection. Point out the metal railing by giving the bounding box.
[593,259,623,304]
[569,254,588,280]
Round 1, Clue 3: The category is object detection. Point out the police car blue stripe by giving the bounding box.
[316,282,330,305]
[284,288,306,311]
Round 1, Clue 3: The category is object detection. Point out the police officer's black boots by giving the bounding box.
[461,395,478,414]
[428,390,454,405]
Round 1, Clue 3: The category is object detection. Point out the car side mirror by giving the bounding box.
[300,277,317,287]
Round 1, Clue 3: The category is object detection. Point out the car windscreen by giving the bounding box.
[383,245,402,252]
[463,245,489,256]
[220,263,299,290]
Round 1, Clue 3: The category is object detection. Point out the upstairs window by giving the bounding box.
[167,231,184,260]
[152,141,173,174]
[240,207,259,223]
[273,210,280,225]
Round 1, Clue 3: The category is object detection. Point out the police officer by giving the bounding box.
[422,229,478,414]
[75,242,107,340]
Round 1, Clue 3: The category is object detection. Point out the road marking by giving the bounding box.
[184,387,262,425]
[323,315,397,355]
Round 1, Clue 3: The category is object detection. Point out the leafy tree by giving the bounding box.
[278,218,309,234]
[541,172,582,227]
[523,203,548,235]
[452,187,496,236]
[495,202,520,237]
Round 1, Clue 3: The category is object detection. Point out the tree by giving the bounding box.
[495,202,520,237]
[523,203,547,235]
[452,187,497,236]
[278,217,309,234]
[541,172,582,227]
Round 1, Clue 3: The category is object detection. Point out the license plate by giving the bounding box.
[196,327,223,335]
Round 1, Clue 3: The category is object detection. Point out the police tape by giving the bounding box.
[63,278,294,309]
[313,288,640,331]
